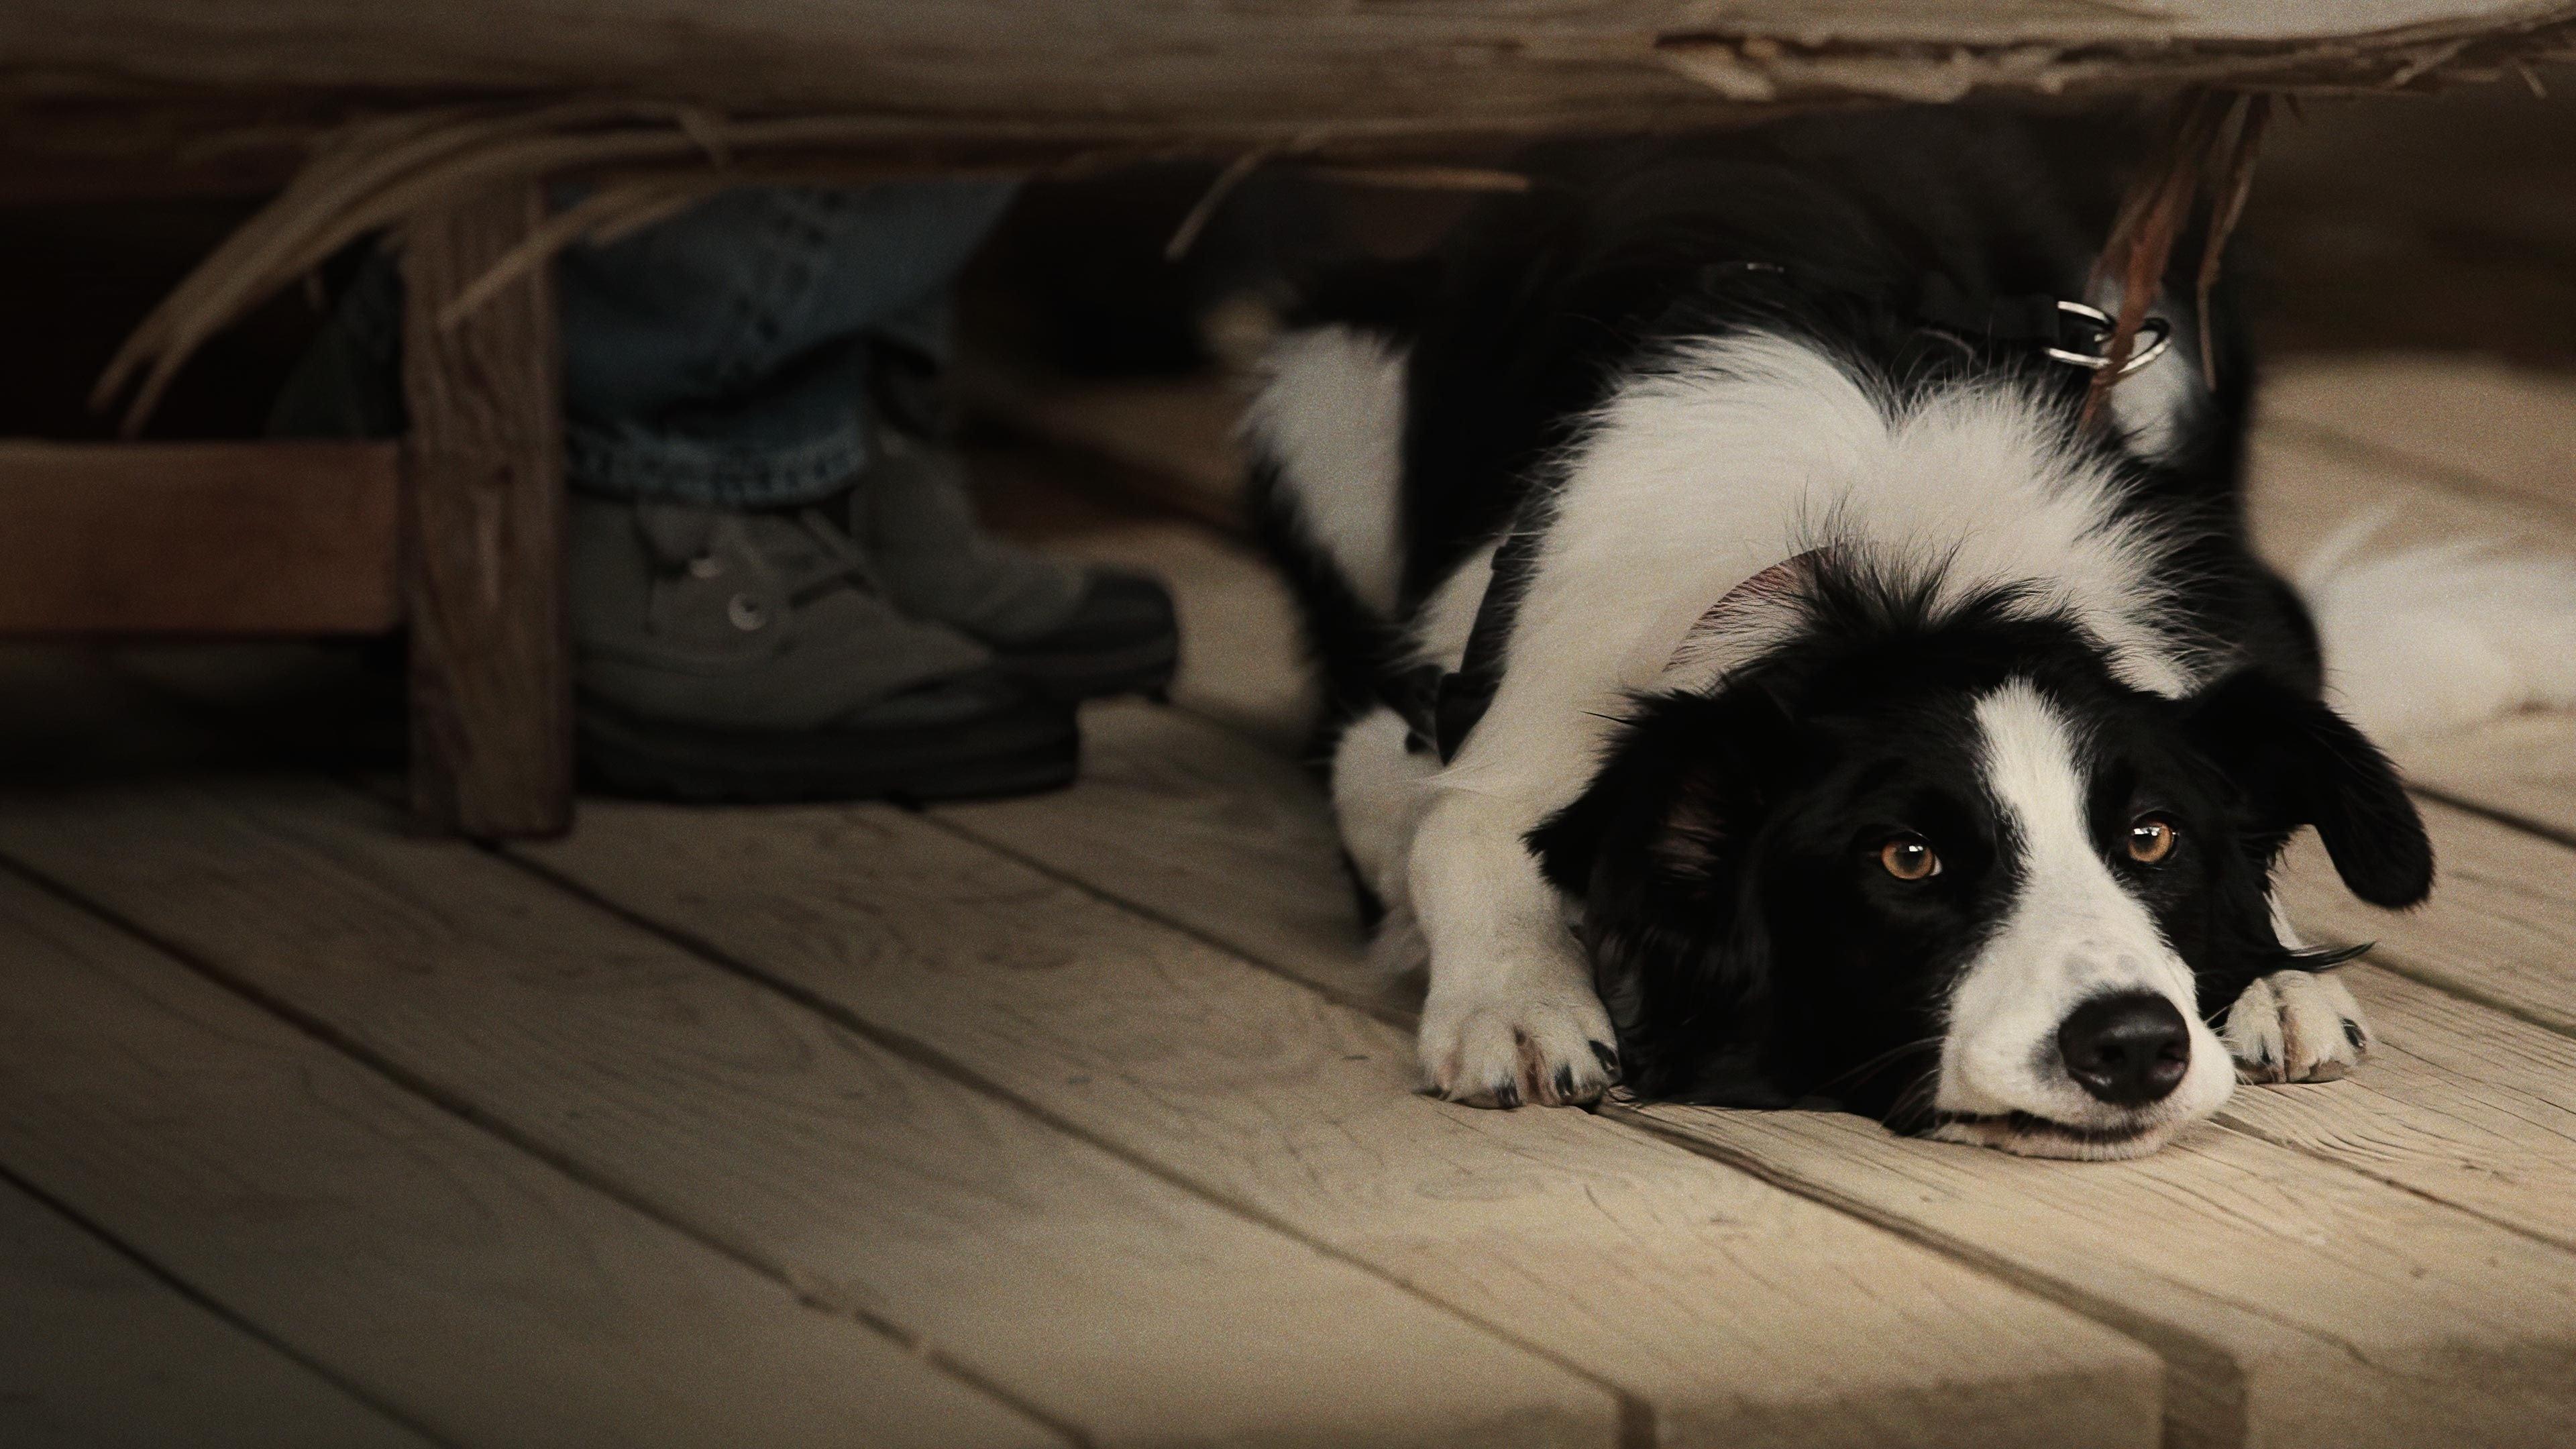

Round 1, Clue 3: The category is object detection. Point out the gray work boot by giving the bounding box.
[571,494,1077,802]
[853,427,1179,703]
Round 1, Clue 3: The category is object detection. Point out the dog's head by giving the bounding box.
[1529,574,2431,1159]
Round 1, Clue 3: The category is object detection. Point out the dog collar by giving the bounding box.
[1693,260,2172,378]
[1389,263,2172,764]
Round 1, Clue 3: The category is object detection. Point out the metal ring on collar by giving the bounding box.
[2046,300,2173,377]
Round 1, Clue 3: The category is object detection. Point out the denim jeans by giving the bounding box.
[272,181,1018,509]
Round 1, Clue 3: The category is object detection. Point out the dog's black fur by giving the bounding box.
[1256,109,2434,1131]
[1525,573,2424,1126]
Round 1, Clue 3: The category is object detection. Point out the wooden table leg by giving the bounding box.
[399,182,574,839]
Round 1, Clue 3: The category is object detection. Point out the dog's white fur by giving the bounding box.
[2226,898,2371,1084]
[2102,289,2200,464]
[1331,702,1434,917]
[1259,321,2568,1136]
[1241,325,1412,617]
[2300,518,2576,743]
[1388,333,2200,1109]
[1926,682,2236,1159]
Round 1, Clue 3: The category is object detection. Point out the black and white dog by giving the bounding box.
[1244,111,2576,1158]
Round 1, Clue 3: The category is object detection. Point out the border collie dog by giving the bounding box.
[1245,112,2573,1159]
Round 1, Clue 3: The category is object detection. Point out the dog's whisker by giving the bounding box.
[1809,1035,1945,1096]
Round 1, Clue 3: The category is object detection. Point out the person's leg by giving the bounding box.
[544,183,1084,801]
[275,180,1172,802]
[561,183,1174,702]
[855,323,1180,701]
[556,182,1012,511]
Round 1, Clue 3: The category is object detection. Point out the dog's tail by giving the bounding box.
[2300,516,2576,743]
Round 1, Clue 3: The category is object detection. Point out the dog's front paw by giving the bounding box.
[1419,983,1617,1108]
[2224,970,2372,1084]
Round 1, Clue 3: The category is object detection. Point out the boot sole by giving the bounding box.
[999,635,1181,704]
[578,699,1079,805]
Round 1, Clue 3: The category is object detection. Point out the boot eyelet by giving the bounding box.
[727,594,767,631]
[686,554,726,580]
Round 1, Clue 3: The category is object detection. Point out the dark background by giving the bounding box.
[5,87,2571,445]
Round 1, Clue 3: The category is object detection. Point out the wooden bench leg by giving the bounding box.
[399,182,574,839]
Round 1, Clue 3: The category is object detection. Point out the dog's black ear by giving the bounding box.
[2184,670,2434,908]
[1528,690,1790,1102]
[1528,690,1784,903]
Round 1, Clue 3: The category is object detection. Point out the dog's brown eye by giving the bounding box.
[1879,835,1941,881]
[2127,816,2178,864]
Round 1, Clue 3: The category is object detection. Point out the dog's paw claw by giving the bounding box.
[2226,970,2370,1085]
[1423,989,1615,1108]
[1589,1039,1621,1077]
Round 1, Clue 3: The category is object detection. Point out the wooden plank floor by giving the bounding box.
[5,356,2576,1447]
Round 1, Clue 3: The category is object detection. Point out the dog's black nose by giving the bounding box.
[2057,993,2190,1106]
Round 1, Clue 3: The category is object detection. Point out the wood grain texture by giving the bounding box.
[2213,962,2576,1251]
[0,866,1049,1449]
[1633,1103,2576,1449]
[525,790,2170,1449]
[0,1177,432,1449]
[0,441,401,635]
[2406,712,2576,838]
[942,700,1377,1006]
[0,1,2563,139]
[2259,356,2576,526]
[1031,525,1321,751]
[400,182,573,838]
[942,698,2576,1449]
[2243,424,2576,582]
[2277,796,2576,1034]
[0,780,1618,1449]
